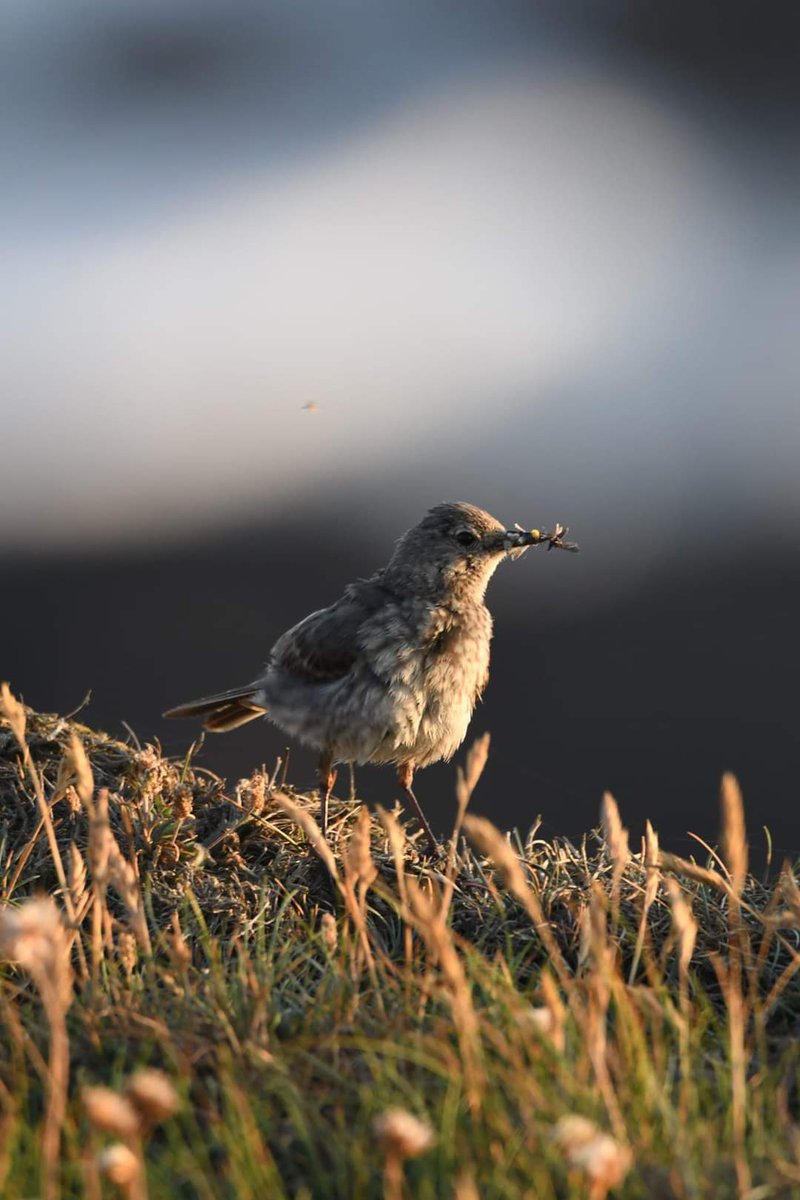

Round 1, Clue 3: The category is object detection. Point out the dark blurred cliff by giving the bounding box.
[3,511,797,858]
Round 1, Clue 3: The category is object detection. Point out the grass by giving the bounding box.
[2,687,800,1199]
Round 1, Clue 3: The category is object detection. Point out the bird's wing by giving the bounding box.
[270,582,392,684]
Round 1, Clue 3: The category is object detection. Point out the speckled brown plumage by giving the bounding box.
[165,502,570,845]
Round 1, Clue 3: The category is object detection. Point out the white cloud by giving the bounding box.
[0,68,768,545]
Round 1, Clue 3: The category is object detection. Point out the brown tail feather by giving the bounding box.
[201,702,266,732]
[163,685,266,733]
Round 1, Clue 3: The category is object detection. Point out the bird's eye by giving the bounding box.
[455,530,478,547]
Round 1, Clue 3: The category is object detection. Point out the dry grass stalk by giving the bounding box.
[658,845,793,974]
[346,805,378,897]
[68,842,88,916]
[757,868,800,1020]
[455,733,491,823]
[643,820,660,906]
[342,806,383,998]
[442,735,490,923]
[65,744,153,960]
[104,820,152,957]
[375,805,412,969]
[665,877,697,1125]
[275,794,381,996]
[406,877,483,1112]
[629,821,660,984]
[272,794,339,880]
[721,772,748,898]
[376,806,408,908]
[81,781,152,959]
[600,793,629,927]
[67,744,112,980]
[526,968,566,1053]
[718,773,750,1195]
[658,852,733,897]
[539,968,567,1050]
[710,949,751,1196]
[116,930,137,978]
[578,884,626,1140]
[66,731,95,811]
[453,1170,480,1200]
[0,682,27,748]
[167,912,191,973]
[780,863,800,920]
[0,897,73,1200]
[665,878,697,990]
[0,688,81,944]
[88,787,111,894]
[462,814,574,996]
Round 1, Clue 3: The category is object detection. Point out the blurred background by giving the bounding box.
[2,0,798,857]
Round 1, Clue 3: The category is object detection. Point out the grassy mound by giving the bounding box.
[1,692,800,1199]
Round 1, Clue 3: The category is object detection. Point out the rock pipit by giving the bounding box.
[165,502,577,844]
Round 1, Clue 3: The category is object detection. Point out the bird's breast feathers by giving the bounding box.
[359,601,493,765]
[263,592,493,767]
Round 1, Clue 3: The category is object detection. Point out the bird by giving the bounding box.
[163,502,577,846]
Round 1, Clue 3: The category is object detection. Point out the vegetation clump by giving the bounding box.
[1,688,800,1198]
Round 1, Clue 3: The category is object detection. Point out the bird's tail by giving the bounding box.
[163,684,267,733]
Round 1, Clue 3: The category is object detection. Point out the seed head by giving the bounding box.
[666,878,698,977]
[126,1069,180,1125]
[168,912,192,971]
[373,1108,434,1160]
[0,897,73,1006]
[97,1143,140,1187]
[82,1086,141,1137]
[528,1006,555,1034]
[172,785,194,821]
[552,1116,632,1194]
[117,931,137,977]
[66,731,95,810]
[346,805,377,889]
[601,793,629,875]
[720,772,748,897]
[524,1005,564,1052]
[320,912,338,955]
[236,771,267,816]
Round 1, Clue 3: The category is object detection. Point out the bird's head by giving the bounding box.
[384,501,557,602]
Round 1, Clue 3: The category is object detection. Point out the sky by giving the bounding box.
[2,0,798,568]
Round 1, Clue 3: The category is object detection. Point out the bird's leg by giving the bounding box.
[348,761,357,803]
[318,752,337,840]
[397,762,437,850]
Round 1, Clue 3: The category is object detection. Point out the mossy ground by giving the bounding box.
[1,704,800,1198]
